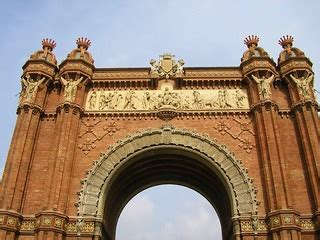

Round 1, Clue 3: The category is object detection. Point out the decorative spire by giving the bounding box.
[279,35,294,48]
[76,37,91,50]
[244,35,259,48]
[41,38,56,50]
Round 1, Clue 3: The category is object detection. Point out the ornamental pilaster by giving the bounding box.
[45,38,95,213]
[0,39,57,217]
[277,36,320,221]
[240,36,292,214]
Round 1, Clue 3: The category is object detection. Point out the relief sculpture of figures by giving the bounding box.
[61,76,83,102]
[124,90,139,109]
[86,89,250,111]
[290,73,314,98]
[252,74,275,99]
[21,74,46,101]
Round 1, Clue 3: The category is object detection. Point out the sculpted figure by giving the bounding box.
[150,59,160,75]
[99,93,107,110]
[124,90,138,109]
[61,76,83,101]
[21,74,46,101]
[176,59,185,74]
[217,90,232,108]
[111,92,123,109]
[252,74,274,99]
[142,92,154,109]
[88,91,97,109]
[183,96,191,109]
[290,73,313,98]
[192,91,204,109]
[234,90,246,108]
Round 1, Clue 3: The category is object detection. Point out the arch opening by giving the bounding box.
[102,147,233,239]
[78,126,258,240]
[116,184,223,240]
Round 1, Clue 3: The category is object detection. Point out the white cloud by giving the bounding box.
[116,187,222,240]
[118,194,155,232]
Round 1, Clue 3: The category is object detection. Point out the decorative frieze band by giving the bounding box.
[85,88,249,112]
[0,212,316,236]
[0,211,99,236]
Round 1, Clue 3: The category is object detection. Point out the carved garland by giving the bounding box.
[76,124,259,218]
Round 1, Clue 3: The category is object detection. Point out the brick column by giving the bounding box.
[240,35,297,239]
[0,73,54,212]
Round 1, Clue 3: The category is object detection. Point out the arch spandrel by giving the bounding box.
[77,124,259,220]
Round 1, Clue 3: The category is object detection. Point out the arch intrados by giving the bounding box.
[102,146,233,239]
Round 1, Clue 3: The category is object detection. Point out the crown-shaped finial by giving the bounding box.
[244,35,260,48]
[279,35,294,48]
[76,37,91,50]
[42,38,56,50]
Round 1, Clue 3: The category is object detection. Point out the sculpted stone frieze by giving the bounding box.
[85,86,249,111]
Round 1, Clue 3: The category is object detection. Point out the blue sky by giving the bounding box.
[0,1,319,239]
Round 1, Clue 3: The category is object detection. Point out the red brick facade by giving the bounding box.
[0,36,319,239]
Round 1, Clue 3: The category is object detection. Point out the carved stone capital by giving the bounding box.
[56,102,84,115]
[240,57,277,78]
[278,57,313,77]
[59,59,94,79]
[266,210,301,232]
[250,99,279,113]
[0,210,22,232]
[17,102,44,115]
[22,60,57,78]
[290,99,318,113]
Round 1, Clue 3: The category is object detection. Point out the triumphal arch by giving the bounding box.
[0,35,319,239]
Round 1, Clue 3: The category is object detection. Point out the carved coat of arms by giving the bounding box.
[150,53,184,79]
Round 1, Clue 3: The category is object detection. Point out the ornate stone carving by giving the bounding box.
[214,118,256,153]
[42,217,52,226]
[61,76,84,102]
[29,38,57,65]
[78,120,121,155]
[150,53,184,78]
[278,35,305,64]
[20,74,46,102]
[241,35,269,62]
[300,219,315,230]
[77,125,258,218]
[290,73,314,98]
[7,217,16,226]
[20,220,36,231]
[85,88,249,111]
[252,74,275,99]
